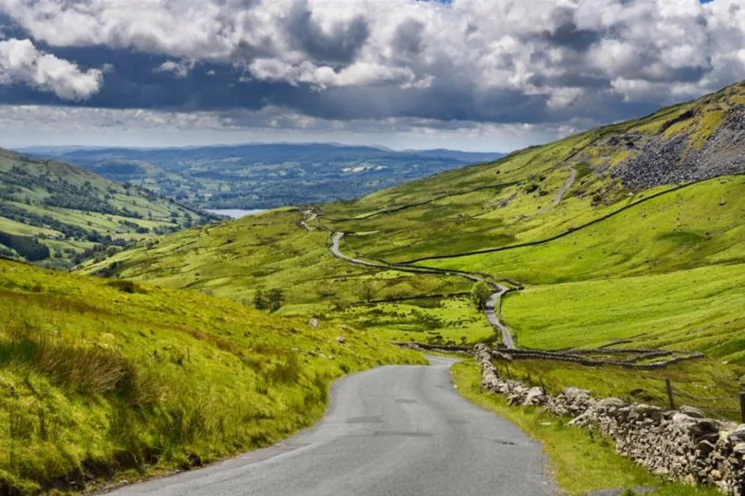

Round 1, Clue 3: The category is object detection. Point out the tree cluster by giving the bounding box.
[253,288,285,312]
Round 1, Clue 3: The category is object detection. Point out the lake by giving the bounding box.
[206,209,267,219]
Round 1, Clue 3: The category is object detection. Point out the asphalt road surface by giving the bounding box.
[107,357,554,496]
[485,289,516,349]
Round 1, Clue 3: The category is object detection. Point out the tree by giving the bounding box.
[359,281,375,303]
[253,289,268,310]
[268,288,285,312]
[471,282,492,311]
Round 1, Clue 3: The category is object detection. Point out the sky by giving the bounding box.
[0,0,743,152]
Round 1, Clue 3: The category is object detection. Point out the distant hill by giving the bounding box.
[400,149,506,162]
[0,148,213,268]
[23,143,505,210]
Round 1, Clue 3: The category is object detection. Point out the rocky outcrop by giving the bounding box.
[473,345,745,495]
[613,105,745,191]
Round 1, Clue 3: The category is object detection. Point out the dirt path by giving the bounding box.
[551,167,577,207]
[300,210,317,231]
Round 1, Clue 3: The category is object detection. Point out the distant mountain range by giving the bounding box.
[22,143,505,210]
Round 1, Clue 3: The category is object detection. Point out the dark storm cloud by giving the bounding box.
[392,19,425,58]
[286,1,370,65]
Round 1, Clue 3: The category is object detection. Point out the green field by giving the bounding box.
[93,83,745,358]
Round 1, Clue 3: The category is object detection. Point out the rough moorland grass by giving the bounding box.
[0,259,422,494]
[451,361,722,496]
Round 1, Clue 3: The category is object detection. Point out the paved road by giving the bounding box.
[330,232,517,349]
[107,357,553,496]
[485,288,515,349]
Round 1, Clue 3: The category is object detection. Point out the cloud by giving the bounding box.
[153,60,193,78]
[0,38,102,100]
[0,0,744,143]
[0,103,567,151]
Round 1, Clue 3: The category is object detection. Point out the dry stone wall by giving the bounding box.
[474,344,745,495]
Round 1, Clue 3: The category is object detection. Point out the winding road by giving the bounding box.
[106,357,553,496]
[485,289,515,349]
[330,232,516,349]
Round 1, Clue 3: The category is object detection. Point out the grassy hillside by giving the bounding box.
[0,149,214,269]
[0,259,420,494]
[83,209,482,345]
[89,82,745,421]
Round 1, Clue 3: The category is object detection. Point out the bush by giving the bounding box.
[106,280,148,294]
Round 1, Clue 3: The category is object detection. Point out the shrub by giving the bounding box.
[107,280,147,294]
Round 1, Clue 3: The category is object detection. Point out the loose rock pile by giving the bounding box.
[612,105,745,191]
[474,344,745,495]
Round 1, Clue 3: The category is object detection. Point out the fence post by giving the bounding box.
[740,392,745,424]
[665,379,676,410]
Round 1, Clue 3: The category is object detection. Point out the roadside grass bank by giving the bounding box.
[451,360,722,496]
[0,259,423,495]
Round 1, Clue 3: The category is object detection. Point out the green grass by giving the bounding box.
[0,259,422,494]
[502,263,745,358]
[451,360,723,496]
[299,295,496,346]
[426,177,745,282]
[83,209,478,343]
[415,177,745,365]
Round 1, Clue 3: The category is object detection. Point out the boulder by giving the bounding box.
[523,387,547,406]
[679,405,706,418]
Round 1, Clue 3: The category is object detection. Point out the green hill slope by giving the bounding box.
[0,259,419,494]
[0,149,214,268]
[88,82,745,418]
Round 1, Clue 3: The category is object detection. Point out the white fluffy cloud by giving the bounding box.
[153,60,193,78]
[0,38,102,100]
